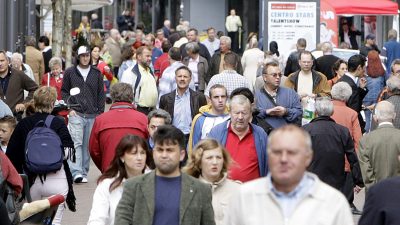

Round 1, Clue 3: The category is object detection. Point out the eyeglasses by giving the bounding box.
[264,73,282,78]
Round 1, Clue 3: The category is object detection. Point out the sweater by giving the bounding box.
[61,65,105,115]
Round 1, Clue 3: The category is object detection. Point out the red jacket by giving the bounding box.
[89,102,149,173]
[0,151,23,195]
[154,53,170,79]
[41,72,63,100]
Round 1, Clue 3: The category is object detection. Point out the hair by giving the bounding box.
[321,42,333,53]
[262,60,280,74]
[11,52,23,62]
[110,83,134,103]
[168,47,181,61]
[367,50,385,77]
[298,50,313,61]
[145,33,156,45]
[229,94,251,109]
[391,59,400,74]
[0,115,16,129]
[121,45,135,61]
[136,46,151,56]
[387,76,400,94]
[269,41,279,57]
[153,125,186,150]
[315,97,334,116]
[332,59,347,76]
[161,40,172,53]
[33,86,57,113]
[183,139,232,179]
[187,28,198,36]
[175,65,192,77]
[249,38,258,49]
[25,36,36,47]
[388,29,398,40]
[348,54,366,72]
[247,32,257,44]
[331,82,352,102]
[374,101,396,122]
[206,27,215,33]
[217,31,224,38]
[223,52,237,68]
[148,109,172,125]
[38,36,50,46]
[209,84,227,98]
[156,28,164,34]
[297,38,307,49]
[98,134,152,192]
[230,87,254,103]
[177,30,186,38]
[219,36,232,48]
[268,125,312,153]
[185,42,200,54]
[339,42,350,49]
[48,57,62,70]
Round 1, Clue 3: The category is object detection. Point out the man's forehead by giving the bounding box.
[154,139,180,148]
[149,117,166,125]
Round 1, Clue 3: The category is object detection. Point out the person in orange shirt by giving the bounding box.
[330,81,363,215]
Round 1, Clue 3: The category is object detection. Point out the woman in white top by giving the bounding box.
[87,134,153,225]
[184,139,240,225]
[241,37,264,87]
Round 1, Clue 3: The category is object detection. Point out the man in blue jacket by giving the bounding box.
[208,94,268,182]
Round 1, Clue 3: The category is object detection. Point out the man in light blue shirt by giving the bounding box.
[159,66,207,145]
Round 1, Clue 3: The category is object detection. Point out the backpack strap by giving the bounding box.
[44,115,55,128]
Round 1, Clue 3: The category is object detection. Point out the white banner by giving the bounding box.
[267,1,318,55]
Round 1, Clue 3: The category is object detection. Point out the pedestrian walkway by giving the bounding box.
[62,160,101,225]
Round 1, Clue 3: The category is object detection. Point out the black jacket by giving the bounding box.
[207,51,243,83]
[339,30,362,50]
[315,54,340,80]
[359,176,400,225]
[61,66,105,115]
[159,88,207,121]
[303,116,363,190]
[338,74,368,131]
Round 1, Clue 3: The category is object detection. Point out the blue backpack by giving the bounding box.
[25,115,63,174]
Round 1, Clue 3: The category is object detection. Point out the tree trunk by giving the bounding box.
[52,0,64,57]
[64,0,72,68]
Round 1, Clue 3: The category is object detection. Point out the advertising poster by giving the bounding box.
[320,0,338,47]
[266,1,319,55]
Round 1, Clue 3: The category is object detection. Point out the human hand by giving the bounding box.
[15,103,25,112]
[359,77,367,89]
[354,185,362,194]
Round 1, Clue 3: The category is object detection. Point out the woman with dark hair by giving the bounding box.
[184,139,240,225]
[87,134,153,225]
[91,44,114,103]
[328,59,348,87]
[363,50,386,132]
[268,41,286,72]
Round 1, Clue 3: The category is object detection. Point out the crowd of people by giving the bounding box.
[1,10,400,225]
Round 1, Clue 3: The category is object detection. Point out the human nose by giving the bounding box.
[211,157,218,164]
[280,151,288,162]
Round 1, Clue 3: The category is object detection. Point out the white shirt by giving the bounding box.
[201,115,230,139]
[1,144,6,153]
[77,65,90,81]
[225,15,242,32]
[345,73,358,85]
[188,55,199,85]
[343,31,351,47]
[202,38,220,57]
[87,178,124,225]
[297,71,313,96]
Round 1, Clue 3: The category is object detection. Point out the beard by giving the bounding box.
[154,160,180,175]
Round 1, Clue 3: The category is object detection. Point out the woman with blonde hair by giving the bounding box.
[184,139,240,225]
[6,86,76,225]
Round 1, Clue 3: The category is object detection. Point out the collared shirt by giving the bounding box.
[225,124,259,182]
[267,173,316,218]
[173,88,192,134]
[225,15,242,32]
[138,65,158,107]
[188,55,199,85]
[345,73,358,85]
[204,70,253,97]
[202,38,220,57]
[158,61,195,104]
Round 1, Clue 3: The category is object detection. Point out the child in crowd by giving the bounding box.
[0,116,16,153]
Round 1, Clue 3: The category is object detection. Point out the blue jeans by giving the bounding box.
[67,114,95,178]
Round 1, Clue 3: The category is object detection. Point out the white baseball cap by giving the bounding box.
[77,46,90,56]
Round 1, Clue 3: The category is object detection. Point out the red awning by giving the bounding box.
[322,0,399,15]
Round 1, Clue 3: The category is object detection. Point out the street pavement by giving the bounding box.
[61,160,365,224]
